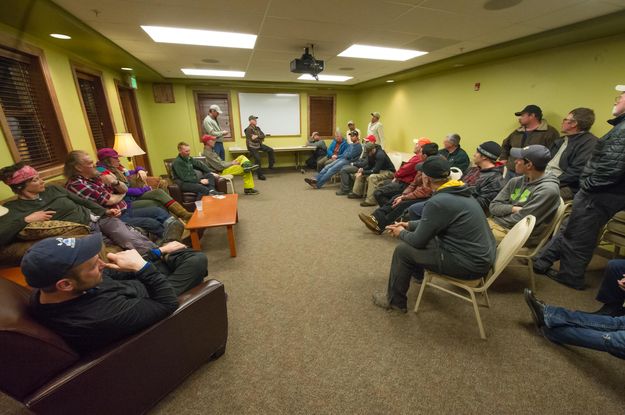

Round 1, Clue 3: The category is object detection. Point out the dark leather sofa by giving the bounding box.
[0,278,228,415]
[163,157,227,212]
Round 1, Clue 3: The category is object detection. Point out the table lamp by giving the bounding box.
[113,132,145,170]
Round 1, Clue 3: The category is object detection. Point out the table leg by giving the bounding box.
[295,152,300,170]
[190,229,201,250]
[227,225,237,257]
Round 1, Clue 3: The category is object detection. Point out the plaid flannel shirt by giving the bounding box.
[66,175,128,211]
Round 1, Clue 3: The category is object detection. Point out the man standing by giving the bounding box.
[439,133,470,174]
[24,233,207,355]
[373,137,431,206]
[171,141,221,199]
[533,85,625,290]
[349,141,396,207]
[244,115,275,181]
[489,145,560,245]
[372,157,496,313]
[200,135,260,195]
[545,108,597,200]
[367,112,385,148]
[202,104,229,160]
[500,104,559,180]
[304,130,362,189]
[346,120,361,142]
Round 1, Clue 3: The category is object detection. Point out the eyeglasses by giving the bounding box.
[562,118,576,123]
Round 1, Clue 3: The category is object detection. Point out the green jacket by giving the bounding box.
[0,185,105,246]
[171,155,210,183]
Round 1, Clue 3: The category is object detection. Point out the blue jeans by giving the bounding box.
[596,259,625,306]
[214,141,225,160]
[543,305,625,359]
[316,159,348,188]
[406,200,428,220]
[120,206,170,237]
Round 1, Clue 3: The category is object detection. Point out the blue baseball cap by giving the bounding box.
[21,233,103,288]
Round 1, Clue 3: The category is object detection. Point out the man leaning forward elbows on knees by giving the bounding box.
[23,233,208,355]
[372,157,496,313]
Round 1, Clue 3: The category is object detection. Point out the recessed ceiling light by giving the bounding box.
[386,80,395,83]
[142,25,256,49]
[297,74,353,82]
[121,67,133,71]
[50,33,71,40]
[181,68,245,78]
[338,44,427,61]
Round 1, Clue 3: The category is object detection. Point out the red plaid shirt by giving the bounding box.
[66,175,128,211]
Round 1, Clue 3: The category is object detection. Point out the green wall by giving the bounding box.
[355,33,625,155]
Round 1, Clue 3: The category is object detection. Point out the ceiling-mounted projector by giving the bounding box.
[290,46,324,80]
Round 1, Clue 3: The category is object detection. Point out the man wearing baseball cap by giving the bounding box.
[201,134,260,195]
[304,129,362,189]
[367,112,385,148]
[489,144,560,245]
[346,120,361,143]
[244,115,275,180]
[372,156,496,313]
[372,137,431,206]
[533,84,625,290]
[500,104,559,180]
[202,104,229,160]
[23,233,207,354]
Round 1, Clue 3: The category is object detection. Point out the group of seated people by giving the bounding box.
[304,85,625,359]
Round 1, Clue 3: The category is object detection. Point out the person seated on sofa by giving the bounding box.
[358,144,438,234]
[0,162,156,254]
[304,131,328,171]
[171,141,222,199]
[23,233,207,355]
[65,151,180,241]
[304,130,362,189]
[95,148,192,221]
[200,134,260,195]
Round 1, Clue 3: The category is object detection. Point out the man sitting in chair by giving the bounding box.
[372,157,496,313]
[488,145,560,246]
[200,134,260,195]
[171,141,223,199]
[24,233,207,355]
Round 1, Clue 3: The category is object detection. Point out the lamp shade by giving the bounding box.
[113,132,145,157]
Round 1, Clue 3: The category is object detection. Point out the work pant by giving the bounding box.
[248,144,275,177]
[596,259,625,307]
[487,218,509,243]
[339,165,359,193]
[93,216,157,254]
[153,248,208,295]
[180,173,217,200]
[534,190,625,287]
[120,206,171,238]
[222,155,255,189]
[352,170,395,204]
[316,159,348,188]
[373,180,407,206]
[542,305,625,359]
[406,200,428,221]
[131,189,174,209]
[372,196,425,229]
[214,141,225,160]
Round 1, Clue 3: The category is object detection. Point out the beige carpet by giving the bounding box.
[2,170,624,414]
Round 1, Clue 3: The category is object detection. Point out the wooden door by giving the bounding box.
[116,82,152,172]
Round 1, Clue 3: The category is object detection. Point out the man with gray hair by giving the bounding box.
[202,104,230,160]
[439,133,469,173]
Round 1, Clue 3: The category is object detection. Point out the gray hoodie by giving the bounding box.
[489,172,560,243]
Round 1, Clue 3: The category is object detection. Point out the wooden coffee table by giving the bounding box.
[185,194,239,256]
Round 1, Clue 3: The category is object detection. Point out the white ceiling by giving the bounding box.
[52,0,625,85]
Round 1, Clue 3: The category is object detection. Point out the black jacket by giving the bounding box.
[439,146,470,174]
[550,131,597,193]
[363,145,396,175]
[580,114,625,193]
[462,164,505,212]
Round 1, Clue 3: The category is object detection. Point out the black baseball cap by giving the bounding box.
[510,145,552,169]
[348,130,359,136]
[421,143,439,157]
[21,233,103,288]
[416,156,450,179]
[514,104,542,118]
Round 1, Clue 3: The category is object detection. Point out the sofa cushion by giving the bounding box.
[17,221,91,241]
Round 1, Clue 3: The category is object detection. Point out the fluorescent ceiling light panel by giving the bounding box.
[142,25,256,49]
[297,74,353,82]
[50,33,71,39]
[338,44,427,61]
[181,68,245,77]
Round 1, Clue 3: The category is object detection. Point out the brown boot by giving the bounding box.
[167,201,193,221]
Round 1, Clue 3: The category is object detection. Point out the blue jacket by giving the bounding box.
[341,143,362,162]
[327,139,347,158]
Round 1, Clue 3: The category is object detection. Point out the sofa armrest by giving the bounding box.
[25,280,228,415]
[215,177,227,194]
[167,183,185,205]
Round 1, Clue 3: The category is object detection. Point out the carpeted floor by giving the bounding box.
[2,170,624,414]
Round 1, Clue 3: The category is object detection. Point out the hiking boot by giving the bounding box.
[541,268,585,290]
[244,188,260,195]
[347,192,362,199]
[304,178,317,188]
[524,289,546,330]
[258,174,266,180]
[371,292,407,313]
[336,190,349,196]
[360,201,376,207]
[209,189,224,196]
[161,216,184,243]
[242,163,260,173]
[358,212,381,234]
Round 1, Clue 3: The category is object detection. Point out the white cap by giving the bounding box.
[616,85,625,92]
[209,104,222,114]
[347,120,354,125]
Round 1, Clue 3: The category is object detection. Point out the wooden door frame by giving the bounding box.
[115,79,152,173]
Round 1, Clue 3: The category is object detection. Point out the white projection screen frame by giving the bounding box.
[238,93,301,137]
